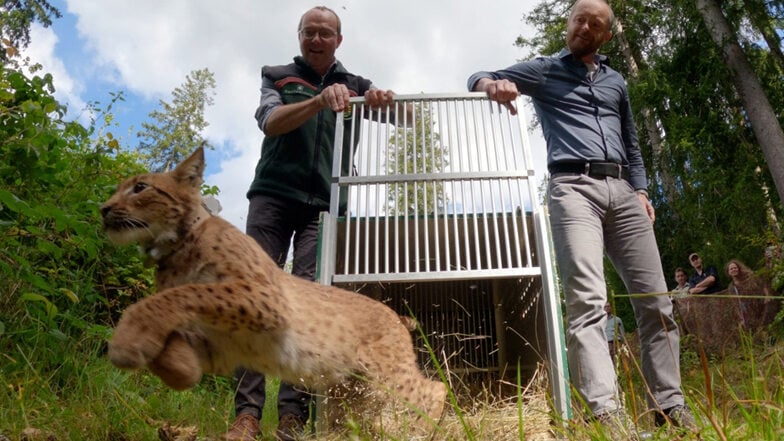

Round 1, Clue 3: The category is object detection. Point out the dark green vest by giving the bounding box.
[247,57,372,213]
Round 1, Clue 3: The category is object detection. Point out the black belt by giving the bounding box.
[549,162,630,180]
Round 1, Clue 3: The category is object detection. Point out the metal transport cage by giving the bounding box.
[316,92,570,421]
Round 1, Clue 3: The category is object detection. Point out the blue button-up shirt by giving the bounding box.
[467,49,648,191]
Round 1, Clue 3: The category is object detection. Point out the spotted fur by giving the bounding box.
[102,148,445,435]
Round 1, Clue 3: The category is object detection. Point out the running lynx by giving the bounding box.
[102,148,445,435]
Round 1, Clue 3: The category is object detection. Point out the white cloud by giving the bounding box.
[30,0,549,230]
[23,24,90,125]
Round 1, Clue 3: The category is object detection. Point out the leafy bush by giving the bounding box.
[0,64,152,381]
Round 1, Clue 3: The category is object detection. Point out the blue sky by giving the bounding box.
[23,0,547,230]
[42,0,234,176]
[45,3,156,157]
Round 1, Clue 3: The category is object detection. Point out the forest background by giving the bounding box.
[2,0,784,439]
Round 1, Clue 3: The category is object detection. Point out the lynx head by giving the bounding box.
[100,148,207,256]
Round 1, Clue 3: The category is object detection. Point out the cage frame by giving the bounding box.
[316,92,570,422]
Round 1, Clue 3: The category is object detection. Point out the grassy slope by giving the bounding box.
[1,333,783,440]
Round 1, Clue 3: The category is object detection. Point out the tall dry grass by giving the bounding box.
[2,325,784,440]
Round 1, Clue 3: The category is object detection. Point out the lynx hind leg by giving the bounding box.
[385,366,447,432]
[419,377,447,424]
[322,379,381,434]
[147,331,203,391]
[358,344,446,434]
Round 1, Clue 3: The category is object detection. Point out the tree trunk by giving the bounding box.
[745,0,784,73]
[695,0,784,207]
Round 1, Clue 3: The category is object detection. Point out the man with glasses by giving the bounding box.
[687,253,720,294]
[224,6,400,441]
[467,0,696,437]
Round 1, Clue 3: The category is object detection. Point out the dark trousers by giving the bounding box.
[234,194,321,421]
[607,339,619,362]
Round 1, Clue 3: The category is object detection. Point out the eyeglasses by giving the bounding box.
[690,255,700,261]
[298,28,338,40]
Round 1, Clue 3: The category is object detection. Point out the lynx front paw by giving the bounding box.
[148,332,203,390]
[108,333,165,370]
[108,304,168,369]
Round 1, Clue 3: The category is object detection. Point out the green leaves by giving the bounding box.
[136,68,216,172]
[0,0,62,65]
[21,292,59,320]
[0,189,26,214]
[519,0,783,285]
[0,63,153,369]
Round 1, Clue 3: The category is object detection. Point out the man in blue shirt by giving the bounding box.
[468,0,696,436]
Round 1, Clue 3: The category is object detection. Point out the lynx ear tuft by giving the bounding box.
[172,147,205,189]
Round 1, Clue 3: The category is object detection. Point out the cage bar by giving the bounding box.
[318,92,569,422]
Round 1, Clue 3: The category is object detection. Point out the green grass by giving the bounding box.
[0,332,282,440]
[2,356,228,439]
[593,330,784,441]
[2,331,784,440]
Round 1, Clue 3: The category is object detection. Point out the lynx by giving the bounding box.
[102,148,446,436]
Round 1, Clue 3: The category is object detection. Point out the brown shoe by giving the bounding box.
[222,413,260,441]
[655,404,699,433]
[275,413,306,441]
[595,408,643,441]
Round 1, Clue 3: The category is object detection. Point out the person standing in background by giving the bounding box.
[688,253,720,295]
[604,302,625,362]
[726,259,771,331]
[671,267,690,298]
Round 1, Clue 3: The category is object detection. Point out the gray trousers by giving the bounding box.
[547,173,683,415]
